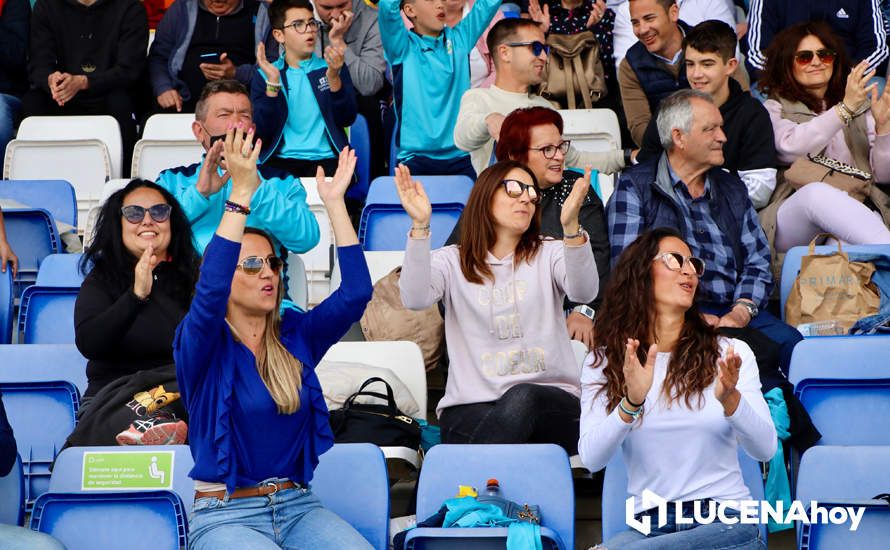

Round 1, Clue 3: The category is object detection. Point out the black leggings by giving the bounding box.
[439,383,580,455]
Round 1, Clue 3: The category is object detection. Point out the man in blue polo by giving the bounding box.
[378,0,500,179]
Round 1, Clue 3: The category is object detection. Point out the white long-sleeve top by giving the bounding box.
[578,338,777,514]
[400,235,597,416]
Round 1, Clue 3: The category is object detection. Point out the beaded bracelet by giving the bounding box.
[224,200,251,216]
[618,398,644,420]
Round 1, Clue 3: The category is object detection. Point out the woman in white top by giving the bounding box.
[579,227,776,549]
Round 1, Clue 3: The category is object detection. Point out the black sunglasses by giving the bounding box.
[237,255,283,276]
[653,252,706,277]
[505,40,550,57]
[793,48,836,66]
[500,179,541,204]
[121,204,173,224]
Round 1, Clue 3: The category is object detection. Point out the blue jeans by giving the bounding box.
[0,93,22,156]
[0,524,66,550]
[603,503,765,549]
[188,479,373,549]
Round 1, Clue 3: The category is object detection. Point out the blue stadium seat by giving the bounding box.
[404,444,574,550]
[313,443,390,550]
[17,286,79,344]
[0,453,25,526]
[0,269,12,344]
[0,179,78,229]
[49,445,195,508]
[30,490,187,550]
[0,381,78,510]
[1,208,62,299]
[0,344,88,398]
[788,336,890,446]
[796,446,890,548]
[359,175,474,250]
[350,114,372,201]
[36,254,86,287]
[779,243,890,321]
[601,447,768,544]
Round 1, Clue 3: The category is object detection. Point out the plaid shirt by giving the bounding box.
[607,164,773,310]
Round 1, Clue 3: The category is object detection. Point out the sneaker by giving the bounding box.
[116,412,188,446]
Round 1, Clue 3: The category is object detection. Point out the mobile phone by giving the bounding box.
[199,52,222,64]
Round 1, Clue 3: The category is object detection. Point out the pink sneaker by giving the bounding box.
[116,414,188,446]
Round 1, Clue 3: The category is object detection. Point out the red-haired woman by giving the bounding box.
[758,21,890,254]
[396,160,598,453]
[581,228,775,548]
[496,106,609,350]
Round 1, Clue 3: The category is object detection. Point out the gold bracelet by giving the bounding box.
[836,104,851,125]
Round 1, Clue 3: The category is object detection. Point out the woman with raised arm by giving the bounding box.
[580,228,776,549]
[175,125,373,549]
[397,160,598,454]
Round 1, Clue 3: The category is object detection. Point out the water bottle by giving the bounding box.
[485,478,501,497]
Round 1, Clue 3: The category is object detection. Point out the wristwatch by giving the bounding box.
[573,305,595,321]
[733,299,758,320]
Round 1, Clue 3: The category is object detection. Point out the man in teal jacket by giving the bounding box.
[156,79,320,257]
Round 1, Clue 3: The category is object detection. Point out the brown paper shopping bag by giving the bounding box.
[785,234,880,333]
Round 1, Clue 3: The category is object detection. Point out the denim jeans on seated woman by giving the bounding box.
[188,477,373,550]
[601,500,765,550]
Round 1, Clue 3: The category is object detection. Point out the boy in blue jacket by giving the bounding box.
[252,0,358,186]
[379,0,500,179]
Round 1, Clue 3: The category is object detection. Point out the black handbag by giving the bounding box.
[328,377,421,449]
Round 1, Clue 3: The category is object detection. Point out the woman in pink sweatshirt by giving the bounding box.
[397,160,597,454]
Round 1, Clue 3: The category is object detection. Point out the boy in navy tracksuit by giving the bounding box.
[252,0,357,187]
[379,0,500,179]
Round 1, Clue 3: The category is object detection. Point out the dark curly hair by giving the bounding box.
[81,179,200,303]
[589,228,720,411]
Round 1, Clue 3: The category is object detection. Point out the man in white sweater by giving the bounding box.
[453,17,628,177]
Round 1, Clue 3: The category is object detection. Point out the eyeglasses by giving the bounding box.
[653,252,705,277]
[282,19,321,33]
[121,204,173,224]
[236,255,283,275]
[793,48,836,66]
[505,40,550,57]
[528,140,571,160]
[500,179,541,204]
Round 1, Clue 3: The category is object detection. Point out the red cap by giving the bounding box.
[486,478,499,486]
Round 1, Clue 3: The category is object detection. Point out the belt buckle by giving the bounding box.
[264,481,281,496]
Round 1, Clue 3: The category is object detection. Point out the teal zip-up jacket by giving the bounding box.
[378,0,500,162]
[156,160,320,255]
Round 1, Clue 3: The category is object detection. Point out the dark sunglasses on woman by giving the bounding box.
[237,255,283,275]
[121,204,173,224]
[654,252,706,277]
[793,48,836,66]
[500,179,541,204]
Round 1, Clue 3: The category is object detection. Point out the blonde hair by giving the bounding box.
[228,229,303,414]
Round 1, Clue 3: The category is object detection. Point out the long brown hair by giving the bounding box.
[590,228,720,411]
[227,227,303,414]
[458,161,543,284]
[759,21,850,113]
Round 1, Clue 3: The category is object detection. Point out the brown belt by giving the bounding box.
[195,480,302,501]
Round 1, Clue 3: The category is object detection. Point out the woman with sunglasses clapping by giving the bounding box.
[76,180,200,411]
[758,21,890,257]
[397,160,597,454]
[174,126,373,549]
[581,228,776,549]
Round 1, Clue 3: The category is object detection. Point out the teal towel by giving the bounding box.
[442,497,542,549]
[763,387,793,533]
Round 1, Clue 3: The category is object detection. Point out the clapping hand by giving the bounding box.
[623,338,657,407]
[843,61,877,113]
[316,146,357,205]
[133,244,158,300]
[586,0,607,28]
[560,166,591,236]
[256,43,281,85]
[528,0,551,34]
[871,82,890,135]
[715,346,742,414]
[394,164,432,228]
[222,125,262,200]
[196,139,231,198]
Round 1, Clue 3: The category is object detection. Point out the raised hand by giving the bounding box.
[528,0,551,34]
[223,125,262,200]
[715,346,743,414]
[871,83,890,135]
[623,338,657,406]
[316,146,357,205]
[560,165,591,235]
[133,244,158,300]
[843,61,877,113]
[256,43,281,85]
[394,164,432,227]
[196,139,231,198]
[586,0,606,28]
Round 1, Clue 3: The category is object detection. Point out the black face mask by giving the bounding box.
[208,133,225,147]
